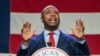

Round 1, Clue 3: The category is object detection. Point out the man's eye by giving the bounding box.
[55,12,58,14]
[45,12,50,14]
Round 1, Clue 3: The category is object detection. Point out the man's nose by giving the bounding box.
[50,12,55,16]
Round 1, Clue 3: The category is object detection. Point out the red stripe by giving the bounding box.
[11,0,100,12]
[85,34,100,55]
[9,34,100,54]
[9,34,22,54]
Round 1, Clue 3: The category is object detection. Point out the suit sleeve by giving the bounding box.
[17,39,38,56]
[74,41,90,55]
[17,47,29,56]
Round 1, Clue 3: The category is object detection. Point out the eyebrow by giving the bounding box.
[45,9,59,12]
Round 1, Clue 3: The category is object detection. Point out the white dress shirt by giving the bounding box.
[44,29,60,47]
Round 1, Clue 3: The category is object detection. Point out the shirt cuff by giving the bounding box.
[21,43,29,49]
[78,39,85,44]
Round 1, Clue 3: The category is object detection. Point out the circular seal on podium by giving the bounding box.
[32,47,69,56]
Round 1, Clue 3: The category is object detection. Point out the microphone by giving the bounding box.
[47,42,52,47]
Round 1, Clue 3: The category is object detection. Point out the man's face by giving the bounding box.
[41,6,60,27]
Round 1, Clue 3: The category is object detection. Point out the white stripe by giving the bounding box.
[10,12,100,34]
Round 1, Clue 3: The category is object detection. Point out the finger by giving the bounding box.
[23,21,28,28]
[23,22,31,30]
[76,19,79,26]
[27,23,31,31]
[79,19,84,27]
[29,23,31,28]
[76,19,80,28]
[26,22,30,28]
[83,27,85,31]
[79,19,85,31]
[22,22,31,33]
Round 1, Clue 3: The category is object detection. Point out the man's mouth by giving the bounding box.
[49,18,57,23]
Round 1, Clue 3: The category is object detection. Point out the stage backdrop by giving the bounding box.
[10,0,100,55]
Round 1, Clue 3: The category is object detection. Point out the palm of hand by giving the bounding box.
[22,30,34,41]
[71,19,85,40]
[21,22,35,41]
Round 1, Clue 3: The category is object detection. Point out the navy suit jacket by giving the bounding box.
[17,30,90,56]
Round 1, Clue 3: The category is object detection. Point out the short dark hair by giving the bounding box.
[41,5,59,19]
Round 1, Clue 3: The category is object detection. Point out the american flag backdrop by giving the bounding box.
[1,0,100,56]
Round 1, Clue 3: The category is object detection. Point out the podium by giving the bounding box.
[32,47,69,56]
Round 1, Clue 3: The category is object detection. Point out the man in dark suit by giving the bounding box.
[17,5,90,56]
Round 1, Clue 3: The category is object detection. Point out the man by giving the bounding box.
[17,5,90,56]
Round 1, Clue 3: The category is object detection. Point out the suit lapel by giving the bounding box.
[57,31,74,55]
[57,31,66,48]
[38,31,46,48]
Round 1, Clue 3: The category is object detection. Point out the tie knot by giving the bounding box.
[49,31,54,35]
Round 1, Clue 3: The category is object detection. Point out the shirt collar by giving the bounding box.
[44,29,60,36]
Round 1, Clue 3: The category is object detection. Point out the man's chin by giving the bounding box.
[49,24,57,26]
[49,24,59,28]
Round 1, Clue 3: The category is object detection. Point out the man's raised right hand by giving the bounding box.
[21,22,36,46]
